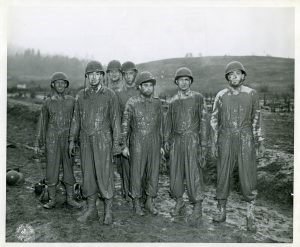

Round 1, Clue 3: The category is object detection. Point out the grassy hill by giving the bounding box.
[137,56,294,96]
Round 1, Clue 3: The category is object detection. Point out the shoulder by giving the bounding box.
[103,86,118,97]
[191,91,204,100]
[215,88,229,100]
[65,95,75,101]
[76,89,85,99]
[169,93,180,104]
[241,85,257,95]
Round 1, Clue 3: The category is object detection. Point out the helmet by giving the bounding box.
[50,72,69,88]
[136,71,156,86]
[85,61,105,77]
[121,61,138,73]
[225,61,247,78]
[6,170,24,186]
[174,67,193,83]
[107,60,122,73]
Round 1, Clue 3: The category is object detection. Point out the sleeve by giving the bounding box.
[121,98,133,149]
[199,95,208,148]
[251,90,264,146]
[69,95,81,142]
[34,101,49,148]
[163,100,172,144]
[110,91,122,155]
[210,93,221,145]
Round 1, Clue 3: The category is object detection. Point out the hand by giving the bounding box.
[33,147,40,156]
[160,147,165,157]
[256,143,266,156]
[69,141,75,157]
[122,146,130,158]
[211,143,218,159]
[164,142,170,153]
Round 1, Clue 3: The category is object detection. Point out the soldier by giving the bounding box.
[210,61,265,232]
[34,72,82,209]
[122,71,164,216]
[115,61,139,201]
[164,67,208,221]
[69,61,121,225]
[107,60,124,92]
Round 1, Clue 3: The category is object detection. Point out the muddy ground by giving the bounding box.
[6,99,294,243]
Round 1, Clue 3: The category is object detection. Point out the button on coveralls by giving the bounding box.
[165,90,208,203]
[122,94,163,199]
[69,86,121,199]
[210,86,263,202]
[35,95,76,186]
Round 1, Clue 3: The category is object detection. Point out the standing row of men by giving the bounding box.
[34,60,264,231]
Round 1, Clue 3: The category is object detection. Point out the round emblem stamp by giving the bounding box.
[15,223,35,242]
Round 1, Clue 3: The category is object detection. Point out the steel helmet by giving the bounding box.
[225,61,247,79]
[6,170,24,186]
[50,72,69,88]
[85,61,105,77]
[136,71,156,86]
[121,61,138,73]
[106,60,122,73]
[174,67,193,83]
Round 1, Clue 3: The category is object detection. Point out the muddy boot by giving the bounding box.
[145,196,158,215]
[246,200,257,232]
[65,184,83,209]
[43,186,56,209]
[213,200,226,222]
[133,198,145,216]
[171,198,185,216]
[103,198,113,225]
[77,194,98,223]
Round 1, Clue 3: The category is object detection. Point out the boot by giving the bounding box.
[213,200,226,222]
[246,200,257,232]
[145,196,158,215]
[133,198,145,216]
[43,186,56,209]
[65,184,83,209]
[103,198,113,225]
[190,200,203,219]
[171,198,185,216]
[77,194,98,222]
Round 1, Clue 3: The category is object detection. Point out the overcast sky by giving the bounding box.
[7,5,294,64]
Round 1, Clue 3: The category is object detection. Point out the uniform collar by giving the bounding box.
[86,84,102,95]
[51,92,65,100]
[178,89,192,97]
[139,93,153,102]
[227,85,243,95]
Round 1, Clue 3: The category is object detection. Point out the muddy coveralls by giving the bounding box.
[122,94,163,214]
[115,86,139,199]
[165,90,208,208]
[69,86,121,223]
[210,85,263,203]
[35,94,81,208]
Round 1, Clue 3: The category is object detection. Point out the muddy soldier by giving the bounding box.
[164,67,208,221]
[34,72,82,209]
[115,61,139,201]
[210,61,265,232]
[69,61,121,225]
[107,60,124,92]
[122,71,164,216]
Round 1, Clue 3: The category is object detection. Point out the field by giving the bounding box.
[6,97,294,243]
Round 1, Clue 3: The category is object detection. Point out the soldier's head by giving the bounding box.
[107,60,122,83]
[225,61,246,88]
[85,61,105,88]
[50,72,69,94]
[174,67,193,92]
[122,61,138,86]
[136,71,156,97]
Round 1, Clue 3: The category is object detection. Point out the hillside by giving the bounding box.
[137,56,294,96]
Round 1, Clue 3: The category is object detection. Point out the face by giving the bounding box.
[139,81,154,97]
[123,70,137,85]
[53,80,67,94]
[227,70,245,88]
[108,69,122,82]
[87,71,103,88]
[176,76,192,91]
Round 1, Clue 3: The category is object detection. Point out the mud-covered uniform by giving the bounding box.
[122,94,163,198]
[165,90,208,203]
[108,79,125,93]
[210,85,264,202]
[69,86,121,199]
[115,86,139,197]
[35,94,76,186]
